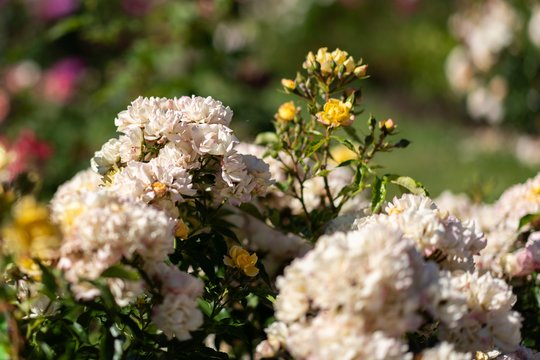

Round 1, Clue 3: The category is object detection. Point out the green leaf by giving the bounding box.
[239,203,264,221]
[99,327,115,360]
[394,139,411,148]
[198,299,213,318]
[305,138,326,157]
[47,15,93,40]
[388,176,428,196]
[317,169,331,177]
[37,261,58,299]
[101,265,140,281]
[364,134,374,146]
[343,126,362,143]
[371,176,387,213]
[331,135,356,152]
[254,132,278,146]
[519,213,540,230]
[337,159,355,168]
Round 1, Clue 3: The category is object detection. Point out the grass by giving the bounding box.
[364,92,537,202]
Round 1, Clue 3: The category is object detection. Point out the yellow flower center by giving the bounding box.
[151,181,168,198]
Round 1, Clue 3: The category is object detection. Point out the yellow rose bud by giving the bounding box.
[281,78,296,90]
[276,101,297,122]
[303,51,317,71]
[316,99,354,128]
[175,219,189,239]
[379,118,395,132]
[354,64,368,78]
[223,245,259,277]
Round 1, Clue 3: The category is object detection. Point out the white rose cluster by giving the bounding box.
[355,194,486,272]
[91,95,271,211]
[437,173,540,279]
[50,95,266,340]
[268,193,523,358]
[446,0,518,125]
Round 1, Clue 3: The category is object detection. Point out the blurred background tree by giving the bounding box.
[0,0,536,201]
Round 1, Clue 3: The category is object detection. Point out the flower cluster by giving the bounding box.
[265,193,526,358]
[92,95,271,210]
[446,0,540,133]
[48,95,272,341]
[436,173,540,278]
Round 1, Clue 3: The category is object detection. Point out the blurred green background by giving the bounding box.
[0,0,537,201]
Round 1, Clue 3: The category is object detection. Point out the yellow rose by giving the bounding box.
[316,99,354,128]
[276,101,297,122]
[1,196,59,277]
[223,245,259,277]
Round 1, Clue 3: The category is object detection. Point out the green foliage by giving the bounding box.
[262,49,425,241]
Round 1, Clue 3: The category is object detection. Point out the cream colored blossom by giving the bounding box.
[91,138,121,175]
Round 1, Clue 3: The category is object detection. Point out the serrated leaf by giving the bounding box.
[371,176,387,213]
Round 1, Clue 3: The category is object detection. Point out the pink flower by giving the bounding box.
[393,0,421,16]
[42,58,84,104]
[2,130,53,181]
[36,0,79,20]
[122,0,153,16]
[511,248,535,277]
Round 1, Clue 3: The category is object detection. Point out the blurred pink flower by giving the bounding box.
[0,88,10,123]
[393,0,420,15]
[1,130,53,181]
[36,0,79,20]
[42,58,84,104]
[511,248,535,277]
[122,0,152,16]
